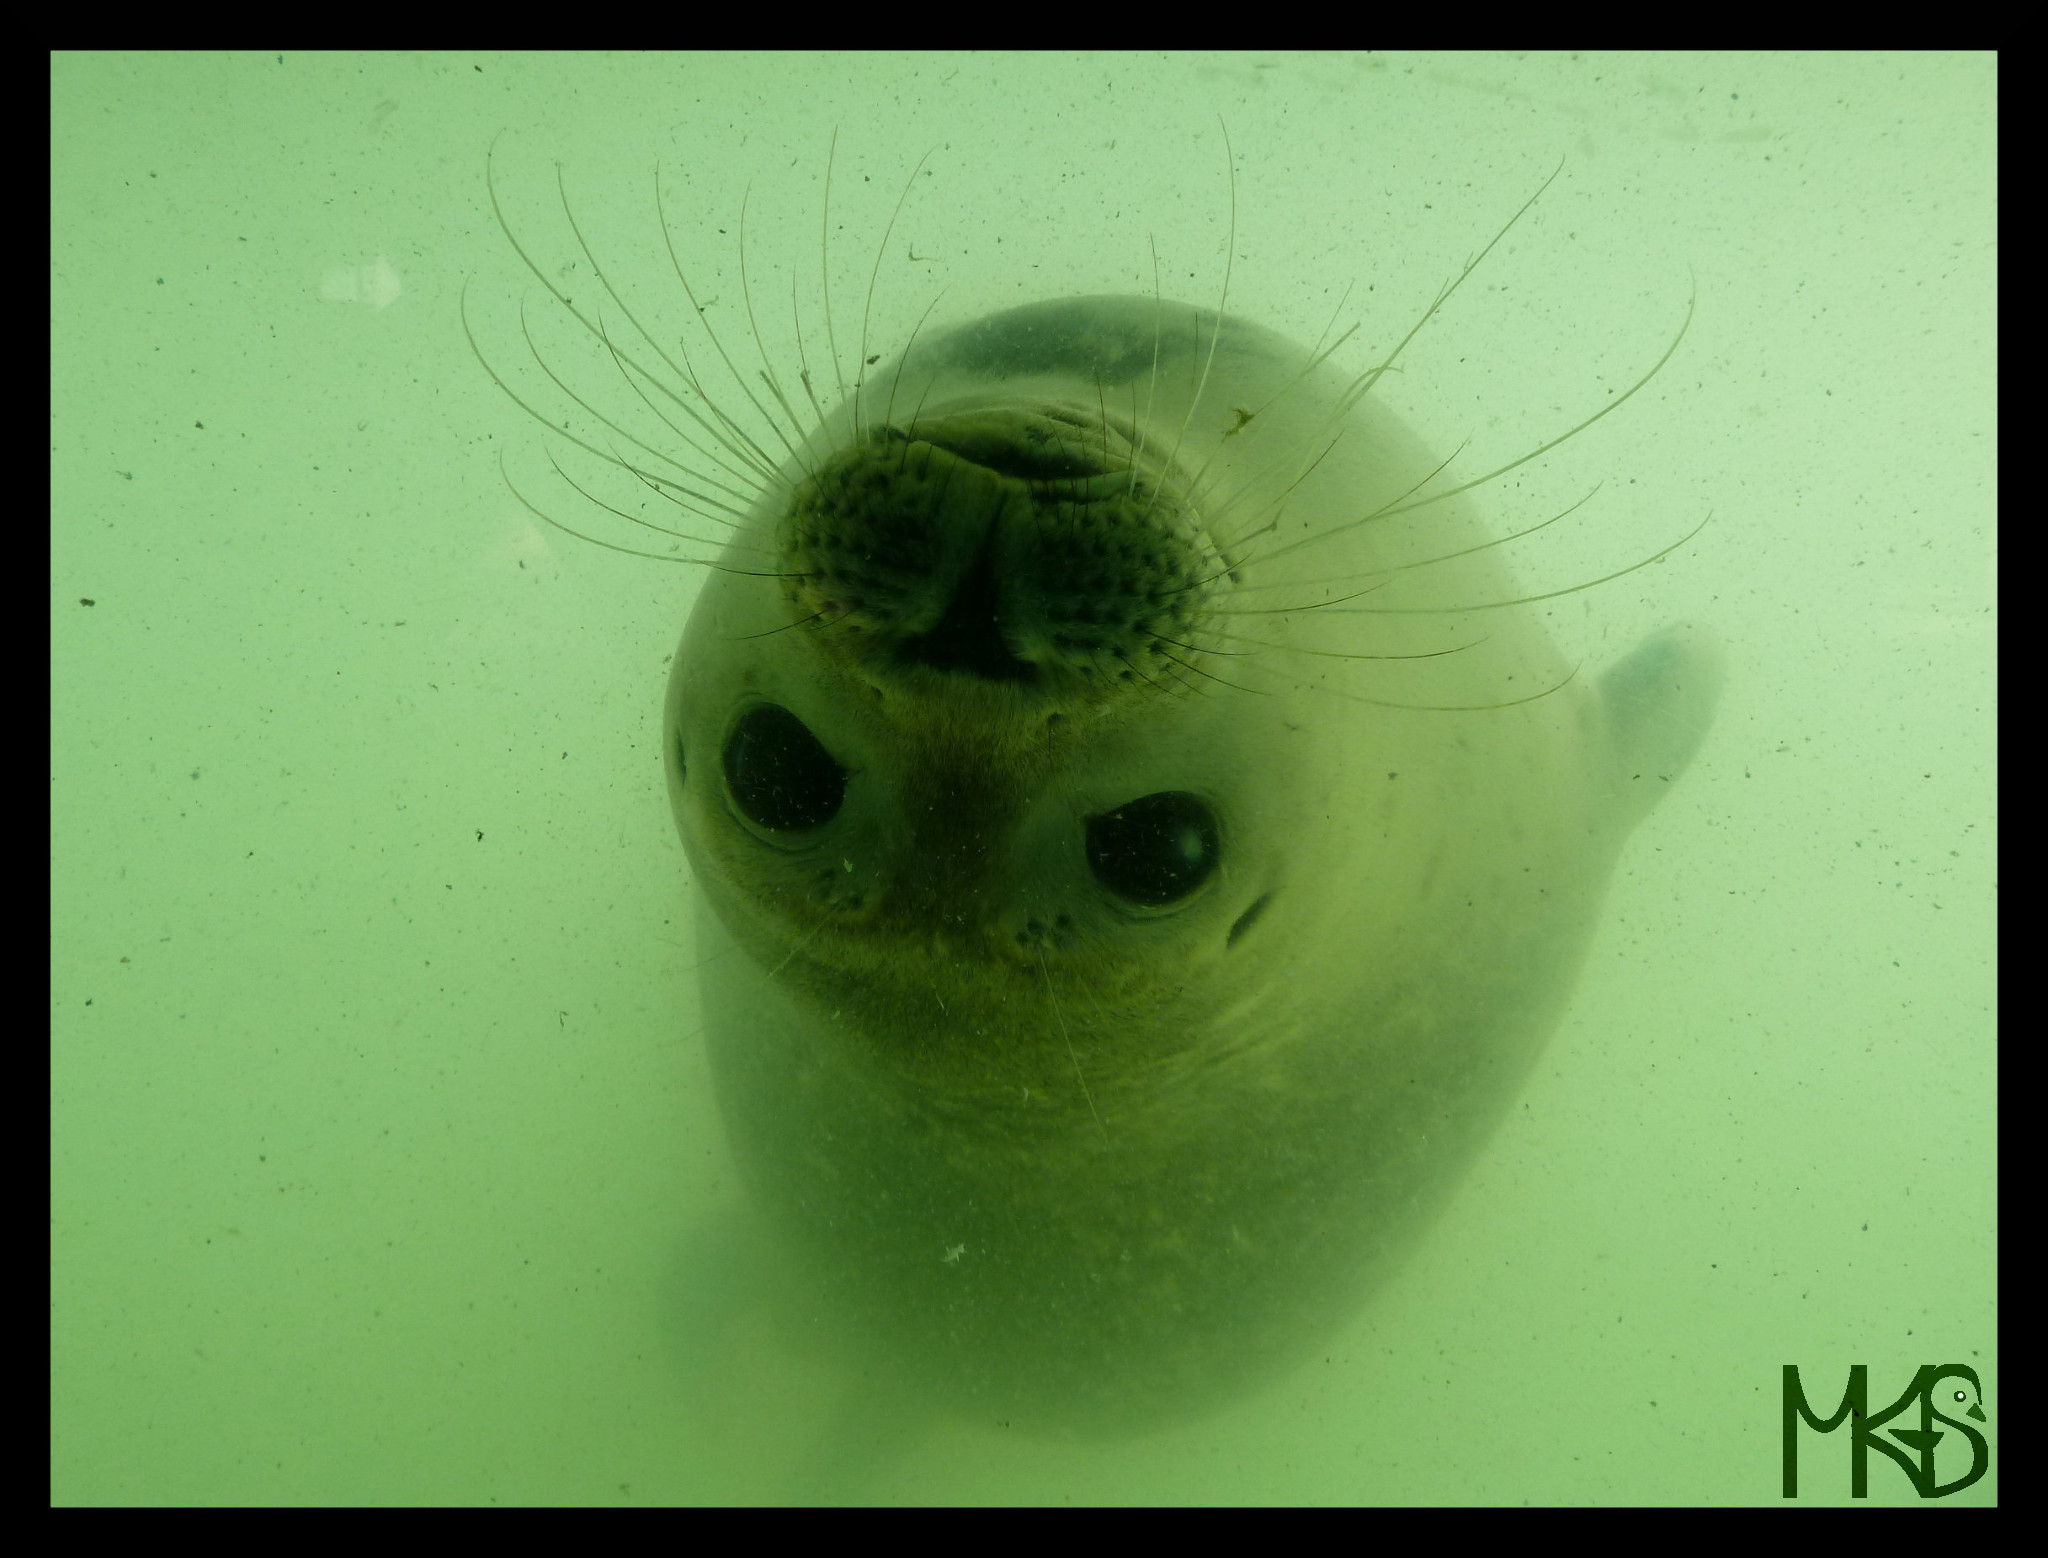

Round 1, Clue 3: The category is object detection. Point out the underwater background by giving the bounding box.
[51,51,1995,1505]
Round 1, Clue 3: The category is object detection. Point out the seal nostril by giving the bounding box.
[906,523,1035,682]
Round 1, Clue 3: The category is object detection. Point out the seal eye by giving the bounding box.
[723,704,847,833]
[1086,791,1220,906]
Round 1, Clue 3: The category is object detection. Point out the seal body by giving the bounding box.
[664,296,1716,1431]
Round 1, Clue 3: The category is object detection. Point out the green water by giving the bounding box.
[51,50,1995,1505]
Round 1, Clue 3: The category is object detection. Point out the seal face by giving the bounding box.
[661,294,1718,1432]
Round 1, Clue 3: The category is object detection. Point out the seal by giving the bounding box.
[474,157,1719,1434]
[660,290,1719,1431]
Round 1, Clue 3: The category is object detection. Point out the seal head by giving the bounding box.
[664,296,1718,1430]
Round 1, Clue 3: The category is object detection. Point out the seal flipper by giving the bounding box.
[1595,624,1723,831]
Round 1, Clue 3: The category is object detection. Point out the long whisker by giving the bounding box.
[497,449,745,570]
[492,148,780,493]
[1210,162,1570,572]
[819,128,848,414]
[853,146,937,443]
[542,450,784,569]
[1142,123,1237,535]
[465,283,767,548]
[1037,950,1107,1145]
[545,300,773,525]
[650,168,812,479]
[1297,511,1714,618]
[1255,287,1696,571]
[1216,486,1601,614]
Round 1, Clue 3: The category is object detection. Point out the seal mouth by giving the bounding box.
[912,403,1147,484]
[781,404,1221,699]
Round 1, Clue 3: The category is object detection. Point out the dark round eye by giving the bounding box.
[1085,791,1220,906]
[723,704,846,833]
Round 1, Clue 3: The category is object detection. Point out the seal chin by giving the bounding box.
[782,402,1219,701]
